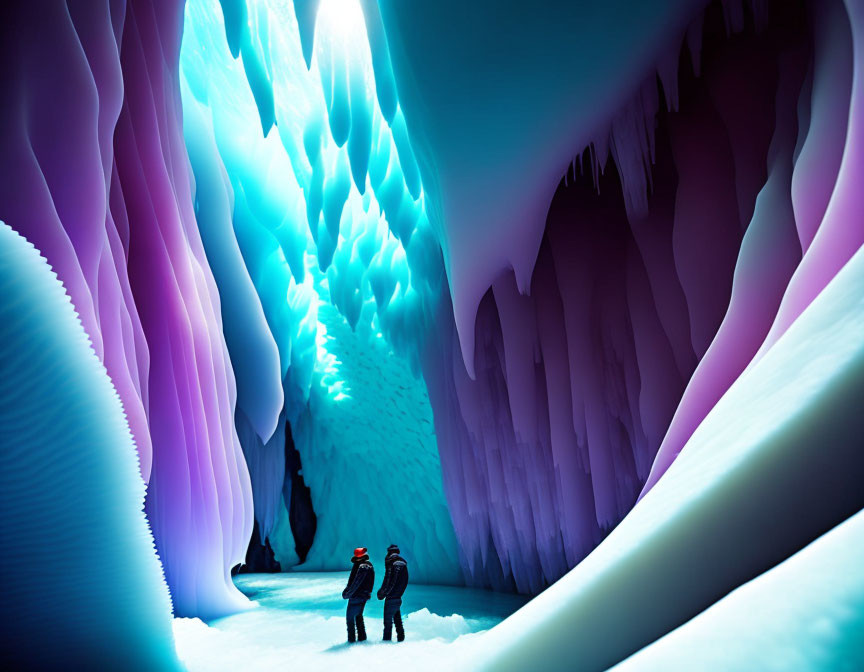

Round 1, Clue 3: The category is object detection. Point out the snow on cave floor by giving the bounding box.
[174,572,529,671]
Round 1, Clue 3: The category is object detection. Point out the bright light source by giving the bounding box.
[316,0,366,44]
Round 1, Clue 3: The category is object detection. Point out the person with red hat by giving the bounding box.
[341,546,375,643]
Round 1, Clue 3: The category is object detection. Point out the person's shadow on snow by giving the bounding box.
[323,641,379,652]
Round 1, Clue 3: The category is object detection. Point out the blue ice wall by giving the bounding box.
[180,0,459,581]
[0,223,179,668]
[291,300,461,584]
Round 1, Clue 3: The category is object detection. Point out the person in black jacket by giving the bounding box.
[342,547,375,643]
[376,544,409,641]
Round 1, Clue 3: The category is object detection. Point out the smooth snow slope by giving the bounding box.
[477,243,864,671]
[613,507,864,671]
[0,223,178,668]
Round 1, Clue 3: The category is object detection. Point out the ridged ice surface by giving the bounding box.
[286,302,461,583]
[0,223,178,669]
[0,0,253,619]
[479,240,864,671]
[180,0,458,579]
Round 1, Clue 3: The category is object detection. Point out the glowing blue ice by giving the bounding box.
[180,0,457,579]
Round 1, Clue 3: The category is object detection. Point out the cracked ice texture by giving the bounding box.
[0,1,252,617]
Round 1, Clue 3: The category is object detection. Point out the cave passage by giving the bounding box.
[0,0,862,669]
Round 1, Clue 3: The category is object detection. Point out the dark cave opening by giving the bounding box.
[283,421,317,563]
[236,420,318,573]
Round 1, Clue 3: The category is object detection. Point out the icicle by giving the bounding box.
[293,0,320,68]
[656,44,681,112]
[722,0,746,35]
[687,13,704,78]
[608,79,659,219]
[359,0,398,123]
[218,0,247,58]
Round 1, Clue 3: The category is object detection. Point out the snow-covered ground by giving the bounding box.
[174,572,527,671]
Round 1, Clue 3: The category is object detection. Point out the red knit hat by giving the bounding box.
[353,547,367,558]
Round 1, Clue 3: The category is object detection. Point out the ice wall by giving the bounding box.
[375,0,705,376]
[0,0,252,618]
[287,302,462,584]
[386,0,863,592]
[180,0,461,581]
[0,223,178,668]
[478,240,864,671]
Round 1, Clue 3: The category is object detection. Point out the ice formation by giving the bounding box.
[0,0,862,667]
[0,0,252,619]
[0,223,178,668]
[180,0,461,582]
[389,0,864,593]
[481,241,864,671]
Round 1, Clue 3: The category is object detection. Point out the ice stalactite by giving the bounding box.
[481,241,864,671]
[236,409,286,557]
[403,0,862,594]
[641,0,859,492]
[181,0,461,582]
[0,223,178,669]
[0,0,253,618]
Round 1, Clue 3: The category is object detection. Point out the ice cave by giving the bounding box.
[1,0,863,669]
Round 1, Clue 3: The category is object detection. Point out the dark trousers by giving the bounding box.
[383,597,404,641]
[346,598,368,642]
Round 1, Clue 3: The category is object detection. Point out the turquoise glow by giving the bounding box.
[179,0,459,582]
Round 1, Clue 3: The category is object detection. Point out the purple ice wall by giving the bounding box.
[0,1,251,617]
[417,0,863,592]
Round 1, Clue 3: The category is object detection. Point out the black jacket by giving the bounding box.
[377,553,409,600]
[342,555,375,600]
